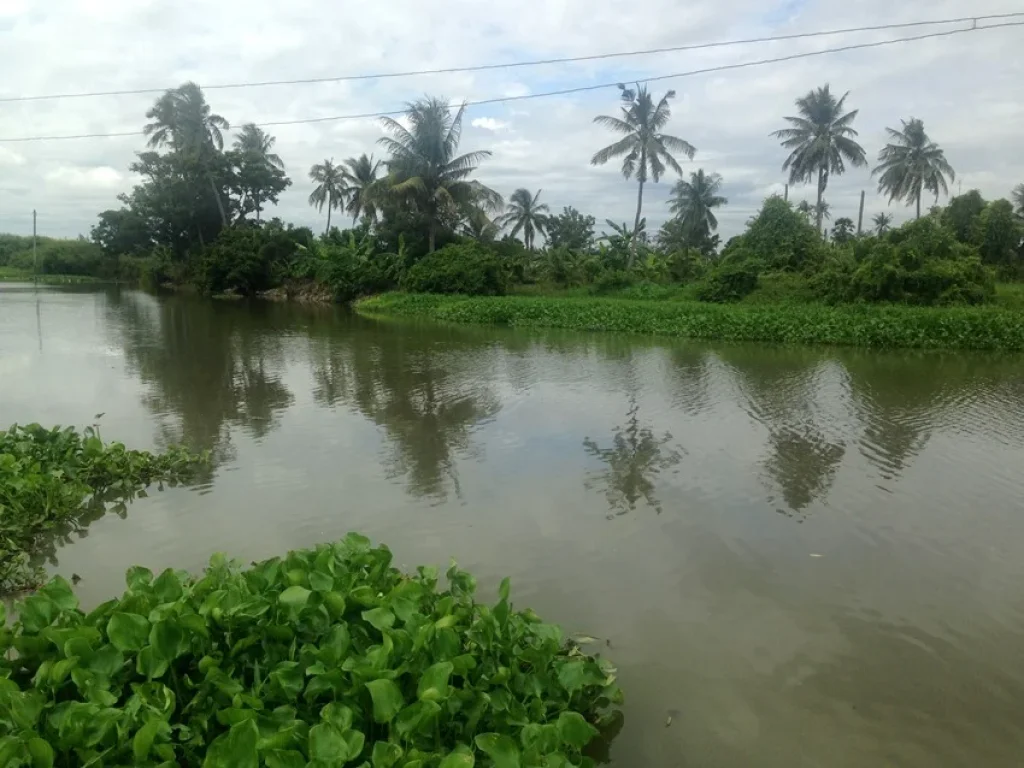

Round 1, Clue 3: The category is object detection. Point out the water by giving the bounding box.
[3,283,1024,766]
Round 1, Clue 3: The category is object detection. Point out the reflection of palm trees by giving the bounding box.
[307,321,500,500]
[764,427,845,513]
[584,398,682,516]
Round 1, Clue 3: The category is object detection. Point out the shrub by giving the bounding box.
[0,534,620,766]
[734,196,825,271]
[195,228,299,296]
[663,248,707,284]
[403,243,507,295]
[7,238,113,278]
[590,269,636,295]
[695,260,760,303]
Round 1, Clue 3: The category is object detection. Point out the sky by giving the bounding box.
[0,0,1022,242]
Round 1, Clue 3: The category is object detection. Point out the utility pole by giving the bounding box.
[784,183,789,202]
[33,209,38,285]
[857,191,865,236]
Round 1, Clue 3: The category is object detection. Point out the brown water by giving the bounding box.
[3,283,1024,767]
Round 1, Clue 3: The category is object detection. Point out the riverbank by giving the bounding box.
[357,292,1024,351]
[0,267,105,284]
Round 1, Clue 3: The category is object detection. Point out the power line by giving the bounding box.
[1,13,1021,105]
[1,20,1020,143]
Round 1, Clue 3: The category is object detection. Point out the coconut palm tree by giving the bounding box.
[498,188,549,249]
[873,118,955,219]
[667,169,727,245]
[872,212,893,235]
[144,81,230,227]
[378,97,502,252]
[591,84,696,239]
[341,154,383,224]
[232,123,284,223]
[815,199,832,224]
[796,200,813,219]
[461,208,501,242]
[772,84,867,234]
[308,159,347,234]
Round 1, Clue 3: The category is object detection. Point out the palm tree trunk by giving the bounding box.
[916,190,921,220]
[428,220,436,253]
[634,180,645,239]
[815,167,825,235]
[207,172,227,228]
[326,194,332,235]
[255,193,261,224]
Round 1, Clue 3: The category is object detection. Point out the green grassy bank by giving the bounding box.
[357,292,1024,351]
[0,266,105,284]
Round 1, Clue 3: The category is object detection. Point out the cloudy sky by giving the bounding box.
[1,0,1022,241]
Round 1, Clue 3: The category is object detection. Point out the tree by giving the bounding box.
[872,212,893,235]
[460,208,500,242]
[341,154,383,224]
[667,169,727,246]
[772,84,867,234]
[815,199,832,224]
[796,200,813,219]
[308,159,347,234]
[873,118,955,219]
[591,83,696,241]
[144,82,230,228]
[498,188,549,249]
[831,217,855,243]
[1011,184,1024,218]
[91,208,153,256]
[973,199,1023,273]
[545,207,596,251]
[942,190,986,242]
[378,97,502,252]
[231,124,290,223]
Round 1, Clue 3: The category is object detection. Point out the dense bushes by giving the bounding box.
[695,261,760,303]
[403,243,507,296]
[0,236,115,278]
[194,228,301,295]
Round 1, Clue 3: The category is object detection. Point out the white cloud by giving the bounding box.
[0,146,26,166]
[44,165,124,189]
[471,117,509,132]
[0,0,1022,239]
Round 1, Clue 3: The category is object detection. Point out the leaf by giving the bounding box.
[439,744,475,768]
[107,613,150,652]
[362,606,395,632]
[26,737,55,768]
[395,700,441,738]
[278,586,312,611]
[309,723,349,762]
[474,733,520,768]
[556,711,599,750]
[417,661,453,702]
[321,702,353,730]
[137,645,169,679]
[203,719,259,768]
[133,719,164,762]
[264,751,307,768]
[152,569,184,603]
[556,659,602,693]
[365,679,405,723]
[150,620,186,661]
[371,740,403,768]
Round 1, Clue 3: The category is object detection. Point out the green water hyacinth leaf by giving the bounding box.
[0,536,620,765]
[365,679,405,723]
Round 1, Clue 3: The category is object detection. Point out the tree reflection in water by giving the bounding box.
[583,398,683,518]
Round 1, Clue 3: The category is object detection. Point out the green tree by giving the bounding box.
[545,206,596,251]
[667,169,727,246]
[144,82,230,228]
[973,199,1023,273]
[231,123,290,223]
[341,153,383,224]
[872,212,893,235]
[591,84,696,240]
[831,217,855,243]
[873,118,955,219]
[308,159,347,234]
[91,208,153,256]
[942,190,986,242]
[772,84,867,234]
[378,97,502,252]
[815,199,831,224]
[498,188,549,249]
[796,200,813,219]
[1011,184,1024,217]
[460,208,500,242]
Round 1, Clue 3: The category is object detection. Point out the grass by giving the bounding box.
[357,292,1024,351]
[0,266,104,284]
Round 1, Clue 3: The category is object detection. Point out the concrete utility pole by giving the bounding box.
[857,191,865,236]
[32,209,38,284]
[784,183,789,202]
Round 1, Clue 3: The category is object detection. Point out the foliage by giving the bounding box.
[498,189,549,249]
[296,231,405,303]
[694,260,760,303]
[666,169,727,248]
[591,84,696,235]
[2,237,115,278]
[341,154,384,225]
[194,227,301,296]
[359,293,1024,351]
[308,160,348,235]
[942,190,987,242]
[772,84,867,232]
[872,118,954,219]
[972,199,1023,276]
[871,212,893,236]
[730,196,824,271]
[231,124,291,224]
[544,208,596,252]
[403,243,507,296]
[0,533,620,766]
[0,424,205,593]
[378,98,502,253]
[831,217,855,244]
[813,218,995,306]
